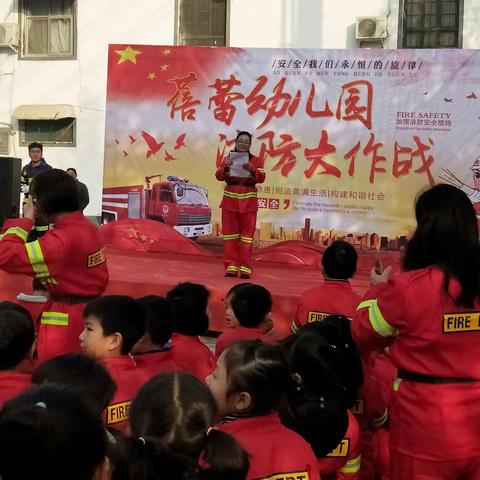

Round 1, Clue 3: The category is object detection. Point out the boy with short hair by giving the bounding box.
[79,295,147,432]
[31,352,116,418]
[215,283,276,359]
[0,302,35,406]
[167,282,215,381]
[132,295,178,379]
[291,240,361,333]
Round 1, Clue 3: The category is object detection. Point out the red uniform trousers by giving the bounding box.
[169,333,215,382]
[102,355,148,433]
[134,350,178,381]
[318,410,361,479]
[215,325,276,360]
[218,412,320,480]
[0,213,108,364]
[221,209,257,276]
[0,371,31,407]
[353,268,480,480]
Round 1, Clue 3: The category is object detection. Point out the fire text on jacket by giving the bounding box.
[261,472,309,480]
[307,311,329,323]
[106,400,131,425]
[327,438,350,458]
[443,312,480,333]
[87,248,106,268]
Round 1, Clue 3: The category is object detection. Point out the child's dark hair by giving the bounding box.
[28,141,43,152]
[30,169,80,216]
[32,353,116,415]
[279,319,362,456]
[0,384,107,480]
[112,372,249,480]
[137,295,175,347]
[223,340,290,415]
[228,284,272,328]
[167,283,210,336]
[84,295,146,354]
[0,301,35,370]
[286,316,363,409]
[321,240,358,280]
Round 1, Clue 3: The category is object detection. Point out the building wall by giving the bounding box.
[0,0,478,215]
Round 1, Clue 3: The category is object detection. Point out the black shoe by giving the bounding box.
[240,273,250,279]
[225,272,237,278]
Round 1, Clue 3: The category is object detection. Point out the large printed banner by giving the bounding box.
[104,45,480,247]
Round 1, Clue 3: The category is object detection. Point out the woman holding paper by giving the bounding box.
[215,131,265,278]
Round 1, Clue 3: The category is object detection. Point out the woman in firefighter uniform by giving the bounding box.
[0,169,109,363]
[216,131,265,279]
[352,184,480,480]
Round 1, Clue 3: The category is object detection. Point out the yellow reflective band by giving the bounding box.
[291,319,300,333]
[393,378,402,392]
[223,191,258,199]
[373,407,388,428]
[26,240,51,279]
[2,227,29,242]
[357,299,397,337]
[223,234,240,240]
[257,168,265,173]
[40,311,69,326]
[240,235,253,243]
[226,266,239,272]
[339,454,361,474]
[240,266,252,273]
[34,225,49,232]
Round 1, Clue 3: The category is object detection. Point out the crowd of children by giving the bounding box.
[0,170,479,480]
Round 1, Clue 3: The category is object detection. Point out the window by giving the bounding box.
[177,0,228,46]
[402,0,462,48]
[22,0,75,58]
[20,118,75,146]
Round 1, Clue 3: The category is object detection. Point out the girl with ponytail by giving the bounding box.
[112,372,249,480]
[280,316,364,479]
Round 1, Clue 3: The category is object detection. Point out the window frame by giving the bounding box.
[19,118,76,147]
[174,0,230,47]
[20,0,77,60]
[399,0,463,49]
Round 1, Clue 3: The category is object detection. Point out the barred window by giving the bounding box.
[402,0,462,48]
[177,0,227,46]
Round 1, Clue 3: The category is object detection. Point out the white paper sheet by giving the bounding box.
[228,151,250,178]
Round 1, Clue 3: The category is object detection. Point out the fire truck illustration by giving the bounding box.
[102,174,212,238]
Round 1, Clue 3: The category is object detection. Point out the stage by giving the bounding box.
[0,243,401,339]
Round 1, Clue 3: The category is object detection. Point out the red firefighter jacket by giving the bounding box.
[0,213,109,361]
[134,349,178,380]
[292,281,361,333]
[352,267,480,460]
[215,325,276,360]
[0,371,31,407]
[318,410,361,479]
[215,154,266,213]
[102,355,148,433]
[219,412,320,480]
[169,333,215,381]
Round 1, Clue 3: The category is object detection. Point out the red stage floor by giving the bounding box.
[0,247,401,339]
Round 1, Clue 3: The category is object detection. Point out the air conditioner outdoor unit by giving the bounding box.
[0,24,19,48]
[0,128,11,155]
[356,16,388,40]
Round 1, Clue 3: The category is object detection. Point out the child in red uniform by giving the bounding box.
[0,302,35,406]
[292,240,361,333]
[0,384,109,480]
[79,295,147,432]
[112,372,249,480]
[167,283,215,380]
[207,340,320,480]
[0,169,109,363]
[31,352,116,422]
[132,295,178,379]
[282,317,363,480]
[215,283,275,359]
